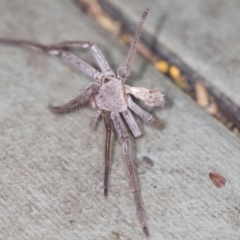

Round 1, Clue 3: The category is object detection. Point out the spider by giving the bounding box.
[0,9,164,237]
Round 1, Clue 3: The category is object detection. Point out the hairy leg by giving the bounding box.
[0,38,115,78]
[111,112,149,237]
[117,9,149,82]
[127,96,155,123]
[102,111,112,197]
[127,96,164,130]
[49,83,100,114]
[121,109,142,138]
[0,38,103,81]
[47,41,115,77]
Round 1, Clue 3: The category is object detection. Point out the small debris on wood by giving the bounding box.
[77,0,120,33]
[136,156,154,174]
[142,156,154,167]
[206,102,218,115]
[155,60,169,73]
[195,81,209,107]
[209,172,226,188]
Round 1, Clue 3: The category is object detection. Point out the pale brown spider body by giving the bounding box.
[95,79,127,112]
[0,9,164,237]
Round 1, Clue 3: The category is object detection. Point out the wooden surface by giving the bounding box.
[0,0,240,239]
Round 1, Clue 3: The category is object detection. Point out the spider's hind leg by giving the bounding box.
[110,112,149,237]
[50,41,115,78]
[102,111,112,197]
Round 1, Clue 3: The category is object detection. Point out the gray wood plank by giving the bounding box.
[0,0,240,239]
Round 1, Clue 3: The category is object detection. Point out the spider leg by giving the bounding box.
[111,112,149,237]
[44,40,115,78]
[127,96,155,123]
[127,96,164,129]
[121,109,142,138]
[90,109,102,130]
[117,9,149,82]
[49,83,100,114]
[90,43,115,78]
[0,38,115,78]
[102,111,112,197]
[0,38,103,81]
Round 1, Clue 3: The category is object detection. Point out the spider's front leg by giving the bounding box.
[117,9,149,82]
[111,112,149,237]
[0,38,115,80]
[48,40,116,78]
[0,38,103,81]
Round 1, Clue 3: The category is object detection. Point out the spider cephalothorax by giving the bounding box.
[0,9,164,237]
